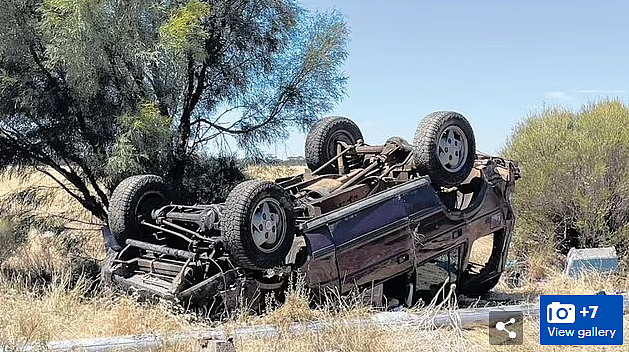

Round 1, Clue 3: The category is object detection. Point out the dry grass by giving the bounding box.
[520,243,566,283]
[0,170,105,272]
[497,268,629,300]
[234,325,472,352]
[160,283,473,352]
[0,171,192,349]
[245,165,307,181]
[0,166,628,352]
[0,273,191,349]
[468,234,494,266]
[253,280,374,327]
[157,317,629,352]
[0,170,91,220]
[221,273,629,352]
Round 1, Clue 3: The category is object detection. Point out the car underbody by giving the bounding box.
[101,111,520,313]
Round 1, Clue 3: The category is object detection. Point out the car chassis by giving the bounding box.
[102,112,520,312]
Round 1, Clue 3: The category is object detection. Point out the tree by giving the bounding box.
[502,100,629,258]
[0,0,349,222]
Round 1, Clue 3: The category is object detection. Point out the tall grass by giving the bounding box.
[0,165,628,352]
[0,272,190,349]
[0,171,189,349]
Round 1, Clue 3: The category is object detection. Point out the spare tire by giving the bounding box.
[305,116,363,174]
[109,175,176,245]
[222,180,295,270]
[413,111,476,187]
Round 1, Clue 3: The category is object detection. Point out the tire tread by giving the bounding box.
[305,116,363,173]
[222,180,295,270]
[413,111,476,187]
[109,174,166,244]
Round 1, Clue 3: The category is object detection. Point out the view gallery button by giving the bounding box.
[540,295,623,345]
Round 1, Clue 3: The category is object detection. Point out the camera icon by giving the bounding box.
[546,302,576,324]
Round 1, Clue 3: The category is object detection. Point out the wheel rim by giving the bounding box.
[436,125,468,173]
[250,197,287,254]
[135,191,167,224]
[327,130,355,159]
[327,129,361,171]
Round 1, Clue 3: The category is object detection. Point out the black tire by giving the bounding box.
[222,180,295,270]
[413,111,476,187]
[305,116,363,174]
[108,175,176,245]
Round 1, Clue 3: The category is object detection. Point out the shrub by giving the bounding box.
[179,154,247,204]
[502,100,629,259]
[0,218,26,263]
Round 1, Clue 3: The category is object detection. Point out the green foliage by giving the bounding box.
[106,102,173,187]
[159,0,210,57]
[40,0,108,99]
[502,100,629,256]
[179,154,247,203]
[0,0,349,222]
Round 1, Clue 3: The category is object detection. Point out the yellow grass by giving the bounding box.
[156,316,629,352]
[0,167,628,352]
[0,171,190,349]
[0,170,89,217]
[245,165,307,181]
[0,274,191,348]
[0,169,105,264]
[234,325,472,352]
[468,234,494,266]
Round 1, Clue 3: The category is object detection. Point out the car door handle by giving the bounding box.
[398,253,410,264]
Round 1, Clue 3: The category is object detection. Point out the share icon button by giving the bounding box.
[489,310,524,345]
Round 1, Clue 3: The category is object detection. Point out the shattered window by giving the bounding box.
[415,246,461,295]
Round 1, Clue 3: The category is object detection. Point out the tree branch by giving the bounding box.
[74,158,110,209]
[190,105,248,126]
[0,124,107,220]
[34,166,85,206]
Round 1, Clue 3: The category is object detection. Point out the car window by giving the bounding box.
[415,246,461,296]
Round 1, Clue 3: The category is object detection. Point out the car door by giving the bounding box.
[330,177,441,292]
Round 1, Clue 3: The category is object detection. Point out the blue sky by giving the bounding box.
[267,0,629,158]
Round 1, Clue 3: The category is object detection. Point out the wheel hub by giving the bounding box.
[437,125,468,172]
[250,197,286,253]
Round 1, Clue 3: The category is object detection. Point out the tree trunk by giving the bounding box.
[169,57,208,185]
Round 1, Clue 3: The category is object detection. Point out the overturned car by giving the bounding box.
[101,111,520,310]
